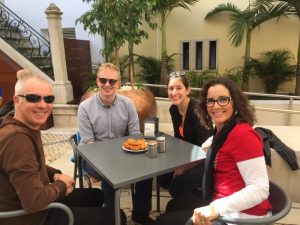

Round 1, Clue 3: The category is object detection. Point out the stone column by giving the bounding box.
[45,3,73,103]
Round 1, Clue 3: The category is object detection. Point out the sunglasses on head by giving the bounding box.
[18,94,55,104]
[98,77,118,85]
[168,71,186,78]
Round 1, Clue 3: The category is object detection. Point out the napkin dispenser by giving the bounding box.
[144,116,159,138]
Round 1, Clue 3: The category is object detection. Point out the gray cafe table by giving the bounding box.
[75,133,206,225]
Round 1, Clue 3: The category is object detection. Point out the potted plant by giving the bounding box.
[78,0,158,131]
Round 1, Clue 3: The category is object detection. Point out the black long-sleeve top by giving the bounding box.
[169,99,212,147]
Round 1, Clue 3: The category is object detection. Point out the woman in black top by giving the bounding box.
[158,72,212,198]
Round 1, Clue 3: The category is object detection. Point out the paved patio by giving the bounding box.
[42,128,300,225]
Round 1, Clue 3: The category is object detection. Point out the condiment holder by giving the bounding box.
[143,117,159,138]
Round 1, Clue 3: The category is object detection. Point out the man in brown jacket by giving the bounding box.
[0,69,125,225]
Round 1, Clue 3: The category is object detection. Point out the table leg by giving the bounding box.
[156,177,160,212]
[77,155,83,188]
[114,188,121,225]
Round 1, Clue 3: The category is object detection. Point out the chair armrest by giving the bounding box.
[0,202,74,225]
[185,217,193,225]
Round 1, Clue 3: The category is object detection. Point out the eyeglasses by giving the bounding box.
[206,96,231,107]
[18,94,55,104]
[98,78,118,85]
[168,71,186,78]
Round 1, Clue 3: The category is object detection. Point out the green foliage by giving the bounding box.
[82,71,97,92]
[77,0,156,61]
[205,0,291,90]
[133,54,176,96]
[185,70,219,88]
[277,0,300,95]
[222,67,244,88]
[134,54,177,84]
[135,82,144,90]
[150,0,201,84]
[205,1,289,48]
[184,68,243,94]
[135,55,161,84]
[248,49,296,93]
[119,55,131,83]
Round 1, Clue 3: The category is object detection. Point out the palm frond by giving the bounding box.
[250,2,291,29]
[251,0,274,13]
[176,0,199,11]
[227,15,249,47]
[205,3,242,19]
[153,0,199,14]
[279,0,300,17]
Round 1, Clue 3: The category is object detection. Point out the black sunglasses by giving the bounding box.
[98,77,118,85]
[18,94,55,104]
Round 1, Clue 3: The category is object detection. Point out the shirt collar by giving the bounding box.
[97,94,117,109]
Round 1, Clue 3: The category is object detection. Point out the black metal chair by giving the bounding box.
[69,133,92,188]
[0,202,74,225]
[185,181,292,225]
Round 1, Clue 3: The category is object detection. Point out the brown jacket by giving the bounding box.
[0,115,66,225]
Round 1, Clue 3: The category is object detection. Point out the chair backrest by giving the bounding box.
[69,132,81,149]
[0,202,74,225]
[69,133,78,153]
[185,181,292,225]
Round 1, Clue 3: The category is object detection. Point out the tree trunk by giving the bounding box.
[160,14,168,96]
[104,31,109,62]
[128,41,135,90]
[242,29,251,92]
[294,31,300,95]
[114,48,120,69]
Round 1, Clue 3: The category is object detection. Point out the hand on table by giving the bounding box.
[192,205,219,225]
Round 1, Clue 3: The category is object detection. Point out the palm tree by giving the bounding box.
[205,1,289,91]
[276,0,300,95]
[152,0,200,85]
[248,49,295,93]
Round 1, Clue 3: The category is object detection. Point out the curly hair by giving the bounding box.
[197,77,256,129]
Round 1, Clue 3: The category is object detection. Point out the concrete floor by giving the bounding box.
[42,129,300,225]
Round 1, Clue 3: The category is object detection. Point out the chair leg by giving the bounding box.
[131,183,135,207]
[73,158,77,187]
[83,173,92,188]
[77,155,84,188]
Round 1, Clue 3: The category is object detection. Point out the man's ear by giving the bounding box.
[13,95,19,104]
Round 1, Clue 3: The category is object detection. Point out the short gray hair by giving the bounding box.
[15,69,52,95]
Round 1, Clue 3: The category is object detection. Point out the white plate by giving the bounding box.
[122,145,146,153]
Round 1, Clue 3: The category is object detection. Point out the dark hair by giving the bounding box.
[167,71,189,89]
[197,77,256,129]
